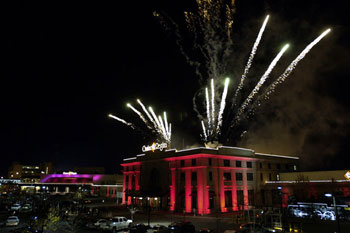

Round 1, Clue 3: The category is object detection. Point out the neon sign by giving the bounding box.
[142,142,167,152]
[344,171,350,181]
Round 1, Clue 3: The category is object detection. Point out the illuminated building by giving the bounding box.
[8,162,53,183]
[121,146,299,214]
[264,170,350,208]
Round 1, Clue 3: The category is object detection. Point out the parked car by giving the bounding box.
[20,204,32,212]
[6,216,20,226]
[100,216,133,232]
[10,204,21,211]
[147,224,168,233]
[91,219,108,228]
[129,223,150,233]
[168,221,195,233]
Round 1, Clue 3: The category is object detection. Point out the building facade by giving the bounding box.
[121,146,299,214]
[8,162,54,183]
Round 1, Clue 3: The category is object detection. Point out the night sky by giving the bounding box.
[1,0,349,176]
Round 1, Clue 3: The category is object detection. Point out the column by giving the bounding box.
[243,171,249,210]
[135,172,140,191]
[106,186,110,197]
[219,169,226,212]
[122,173,126,204]
[231,170,238,211]
[170,169,176,211]
[128,174,132,205]
[185,170,192,213]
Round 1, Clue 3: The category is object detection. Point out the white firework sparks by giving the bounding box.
[201,120,208,141]
[108,114,135,129]
[261,29,332,101]
[216,78,230,134]
[205,87,211,130]
[109,101,172,144]
[234,44,289,123]
[232,15,270,107]
[126,103,151,129]
[211,79,216,125]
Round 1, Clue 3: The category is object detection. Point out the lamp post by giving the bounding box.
[325,193,340,233]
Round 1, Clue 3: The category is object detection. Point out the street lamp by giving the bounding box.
[324,193,340,233]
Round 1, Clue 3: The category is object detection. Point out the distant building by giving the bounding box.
[73,166,105,174]
[264,170,350,207]
[121,146,299,214]
[39,173,123,203]
[8,162,53,183]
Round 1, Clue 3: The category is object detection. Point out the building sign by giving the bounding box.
[345,171,350,181]
[62,171,77,175]
[142,142,167,152]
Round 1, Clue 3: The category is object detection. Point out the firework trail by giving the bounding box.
[232,15,270,108]
[137,99,157,128]
[216,78,230,134]
[110,101,172,144]
[158,115,168,140]
[108,114,135,129]
[234,44,289,124]
[201,120,208,141]
[205,87,211,130]
[260,29,332,102]
[126,103,152,129]
[211,79,216,125]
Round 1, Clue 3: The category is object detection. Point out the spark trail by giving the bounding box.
[205,87,211,130]
[127,103,151,129]
[216,78,230,133]
[234,44,289,125]
[109,100,172,144]
[232,15,270,107]
[260,29,332,102]
[108,114,135,129]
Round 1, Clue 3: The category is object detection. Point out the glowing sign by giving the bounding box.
[62,171,77,175]
[142,142,167,152]
[344,171,350,181]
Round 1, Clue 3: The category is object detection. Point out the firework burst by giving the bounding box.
[155,1,330,146]
[109,100,172,144]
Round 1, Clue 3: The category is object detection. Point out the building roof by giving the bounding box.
[122,146,299,164]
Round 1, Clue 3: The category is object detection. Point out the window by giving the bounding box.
[269,173,272,181]
[260,173,263,181]
[247,162,252,168]
[260,163,263,169]
[224,172,231,181]
[236,161,242,167]
[237,190,244,206]
[132,175,135,189]
[125,166,128,171]
[293,165,297,171]
[208,158,212,166]
[268,163,271,169]
[236,173,243,181]
[248,190,254,206]
[247,173,253,181]
[286,164,289,170]
[277,164,281,169]
[181,160,185,167]
[209,171,213,181]
[192,172,197,182]
[181,172,185,182]
[224,160,230,167]
[192,159,196,166]
[225,191,233,207]
[277,174,280,181]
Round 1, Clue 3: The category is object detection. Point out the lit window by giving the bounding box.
[293,165,297,171]
[277,174,280,181]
